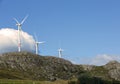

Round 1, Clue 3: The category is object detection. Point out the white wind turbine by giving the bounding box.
[58,41,64,58]
[13,15,28,52]
[58,42,64,58]
[34,34,44,55]
[58,48,64,58]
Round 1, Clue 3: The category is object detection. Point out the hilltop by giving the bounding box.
[0,52,120,82]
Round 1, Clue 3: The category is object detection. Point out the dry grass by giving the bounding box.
[0,79,68,84]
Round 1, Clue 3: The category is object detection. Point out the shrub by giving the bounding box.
[77,73,120,84]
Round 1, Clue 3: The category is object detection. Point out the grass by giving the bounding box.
[0,79,68,84]
[88,66,111,80]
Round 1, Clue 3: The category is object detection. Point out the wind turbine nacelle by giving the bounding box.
[16,24,21,26]
[58,48,64,51]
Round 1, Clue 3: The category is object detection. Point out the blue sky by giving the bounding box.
[0,0,120,65]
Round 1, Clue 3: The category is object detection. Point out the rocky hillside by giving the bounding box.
[0,52,83,81]
[0,52,120,82]
[80,61,120,81]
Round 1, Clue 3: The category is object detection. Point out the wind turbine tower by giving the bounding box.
[14,15,28,52]
[58,48,63,58]
[34,34,44,55]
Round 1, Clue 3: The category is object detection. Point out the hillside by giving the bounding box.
[0,52,83,81]
[0,52,120,82]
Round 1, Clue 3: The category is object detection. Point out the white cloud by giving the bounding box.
[71,54,120,66]
[89,54,120,66]
[0,28,35,54]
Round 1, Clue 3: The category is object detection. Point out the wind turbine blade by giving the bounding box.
[13,18,20,24]
[21,15,29,24]
[39,41,45,44]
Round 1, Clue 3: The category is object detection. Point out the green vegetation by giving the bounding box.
[76,73,120,84]
[77,73,105,84]
[88,66,111,80]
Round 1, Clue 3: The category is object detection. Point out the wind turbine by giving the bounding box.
[58,41,64,58]
[34,34,44,55]
[13,15,28,52]
[58,48,64,58]
[35,41,44,55]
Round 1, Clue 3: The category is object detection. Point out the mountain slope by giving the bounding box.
[0,52,83,81]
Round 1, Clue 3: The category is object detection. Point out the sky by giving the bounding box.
[0,0,120,65]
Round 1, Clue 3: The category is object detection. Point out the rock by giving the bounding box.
[104,61,120,81]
